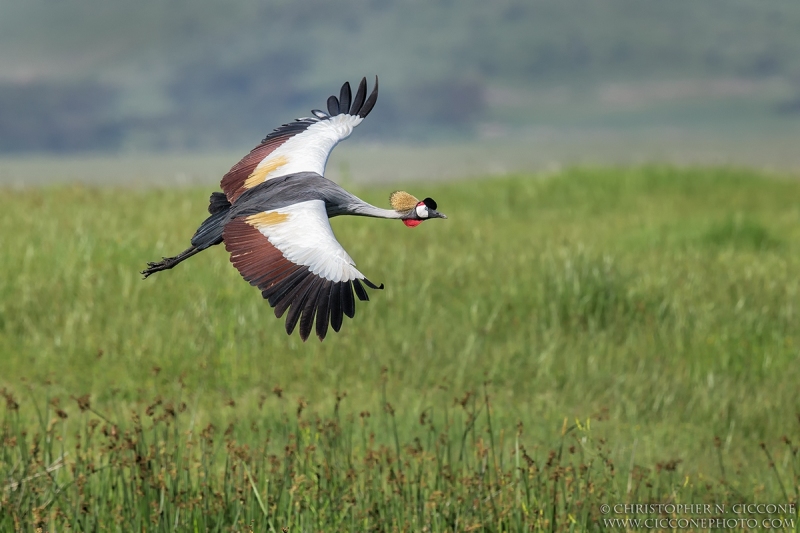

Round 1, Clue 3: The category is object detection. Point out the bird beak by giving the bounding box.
[429,209,447,219]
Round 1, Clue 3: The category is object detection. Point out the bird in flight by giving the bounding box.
[143,77,446,341]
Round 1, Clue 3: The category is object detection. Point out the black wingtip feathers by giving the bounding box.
[319,76,378,120]
[350,78,367,116]
[358,76,379,118]
[327,95,340,117]
[362,278,384,290]
[339,82,352,115]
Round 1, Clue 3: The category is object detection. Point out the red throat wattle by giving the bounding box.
[403,219,422,228]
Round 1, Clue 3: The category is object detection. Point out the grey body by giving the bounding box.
[231,172,398,220]
[189,172,402,251]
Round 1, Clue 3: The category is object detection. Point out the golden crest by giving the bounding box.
[389,191,419,212]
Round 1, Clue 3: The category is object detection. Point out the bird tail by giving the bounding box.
[207,191,231,215]
[141,192,233,279]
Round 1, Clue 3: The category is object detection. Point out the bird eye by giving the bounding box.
[416,204,429,218]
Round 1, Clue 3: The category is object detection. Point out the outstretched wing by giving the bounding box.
[223,199,383,341]
[221,77,379,203]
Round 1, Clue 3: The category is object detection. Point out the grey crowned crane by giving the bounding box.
[142,77,446,341]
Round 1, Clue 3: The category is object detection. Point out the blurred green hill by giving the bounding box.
[1,0,799,152]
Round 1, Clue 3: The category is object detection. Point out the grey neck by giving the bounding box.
[348,201,405,219]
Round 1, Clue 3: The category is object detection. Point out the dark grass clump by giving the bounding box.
[2,383,797,532]
[536,250,671,335]
[701,214,782,251]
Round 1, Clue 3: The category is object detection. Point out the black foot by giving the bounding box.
[141,257,176,279]
[141,246,200,280]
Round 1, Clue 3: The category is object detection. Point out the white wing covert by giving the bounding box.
[223,199,383,341]
[220,77,379,203]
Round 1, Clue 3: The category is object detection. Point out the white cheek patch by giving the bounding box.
[416,204,429,218]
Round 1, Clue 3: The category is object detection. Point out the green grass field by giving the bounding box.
[1,166,799,531]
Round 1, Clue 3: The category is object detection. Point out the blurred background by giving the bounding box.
[1,0,800,184]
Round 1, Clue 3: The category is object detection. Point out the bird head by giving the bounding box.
[389,191,447,227]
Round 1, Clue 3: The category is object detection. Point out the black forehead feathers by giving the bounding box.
[422,197,437,210]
